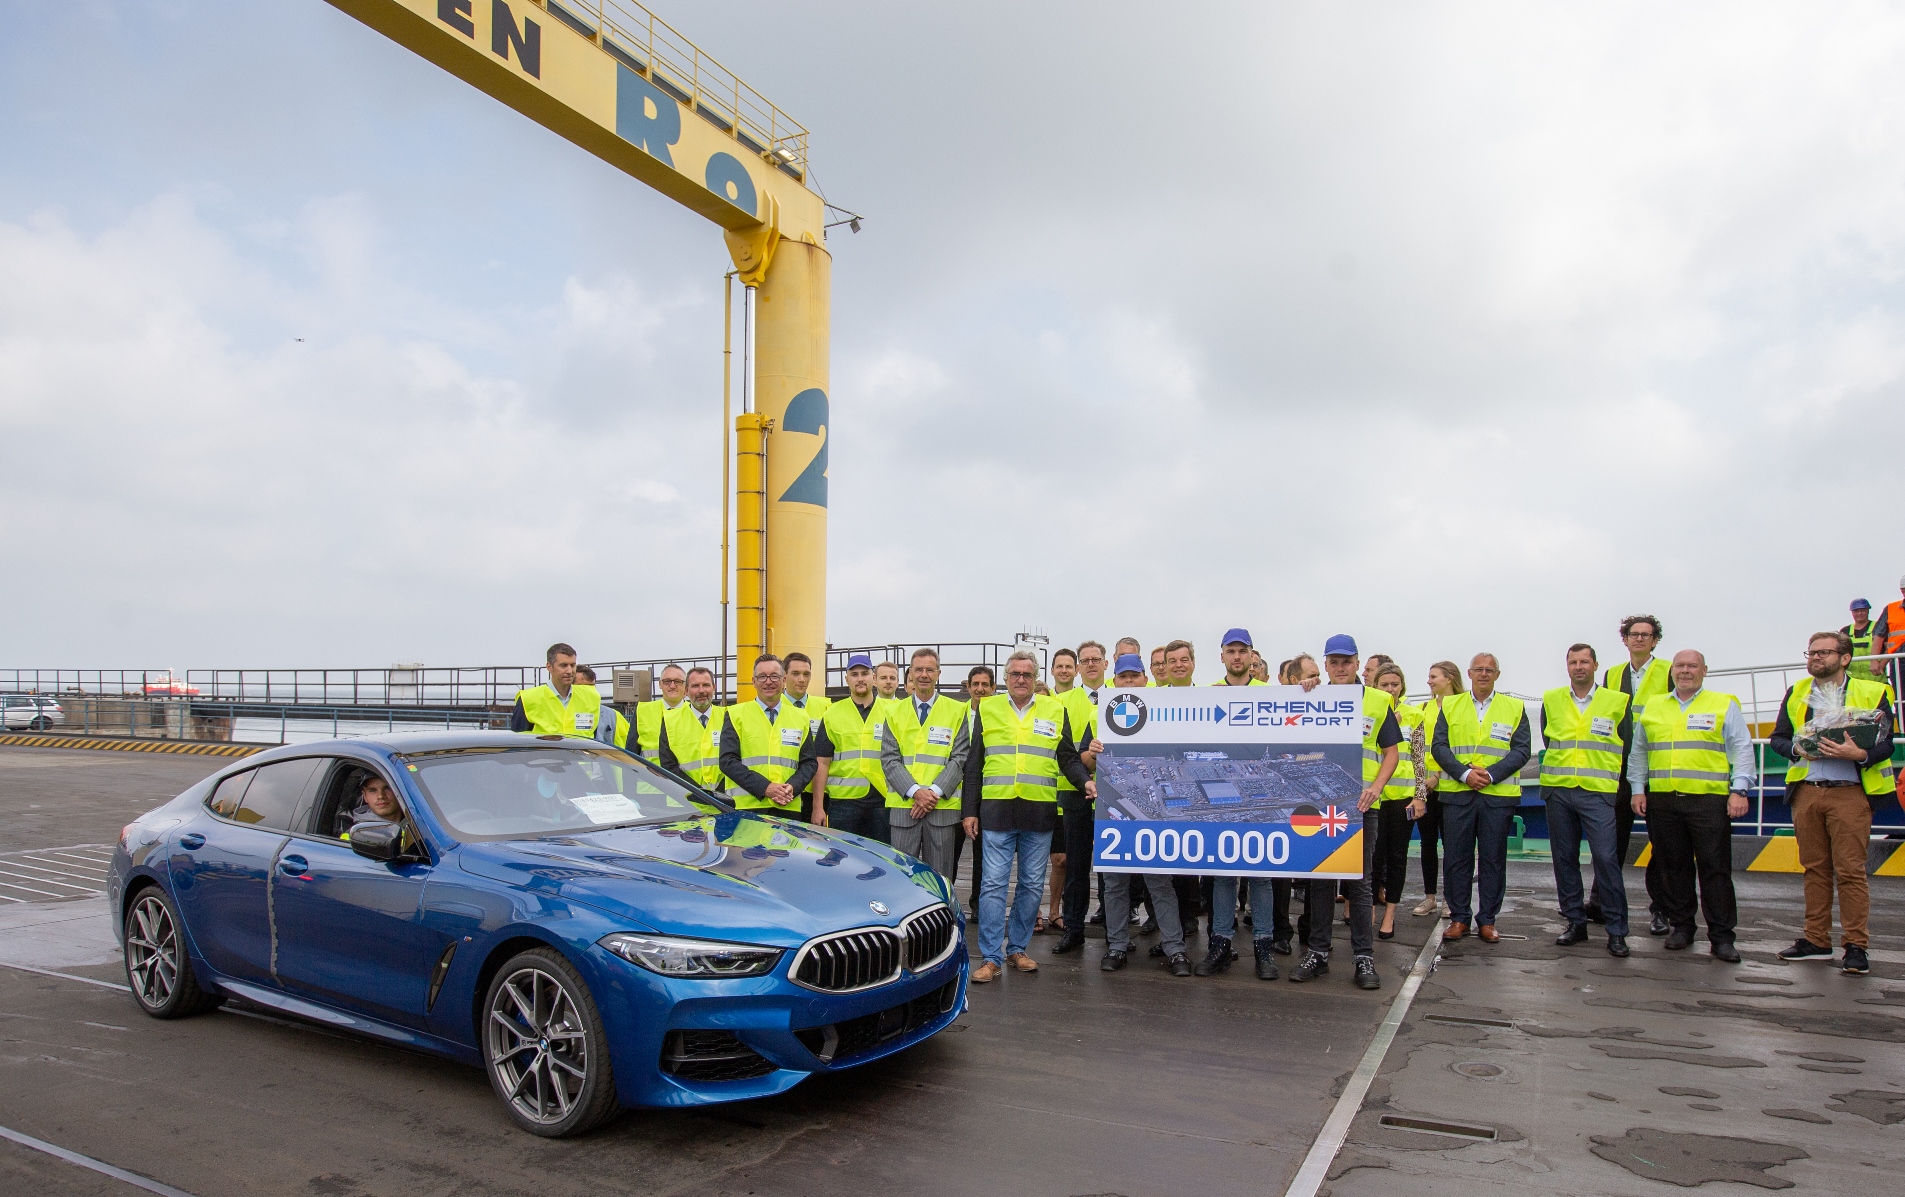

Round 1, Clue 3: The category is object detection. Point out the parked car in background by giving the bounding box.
[1,695,64,730]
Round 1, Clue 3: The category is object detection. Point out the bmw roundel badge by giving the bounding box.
[869,900,889,915]
[1106,693,1148,736]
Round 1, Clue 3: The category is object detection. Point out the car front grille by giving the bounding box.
[659,1030,776,1082]
[792,927,903,993]
[795,980,960,1064]
[900,903,957,971]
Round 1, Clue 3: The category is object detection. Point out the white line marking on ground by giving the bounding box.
[0,1123,198,1197]
[1283,920,1446,1197]
[0,961,130,991]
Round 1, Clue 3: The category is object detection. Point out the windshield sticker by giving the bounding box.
[568,793,645,824]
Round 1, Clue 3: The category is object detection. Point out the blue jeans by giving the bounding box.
[1544,785,1628,936]
[979,830,1052,966]
[1210,876,1278,943]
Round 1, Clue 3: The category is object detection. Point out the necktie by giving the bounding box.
[767,705,778,724]
[699,712,709,728]
[918,700,930,723]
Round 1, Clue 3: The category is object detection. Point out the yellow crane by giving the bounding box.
[326,0,831,696]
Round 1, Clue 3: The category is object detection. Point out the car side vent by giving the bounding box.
[792,928,903,993]
[901,904,957,971]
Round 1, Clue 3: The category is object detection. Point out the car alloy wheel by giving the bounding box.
[123,888,219,1018]
[483,948,618,1137]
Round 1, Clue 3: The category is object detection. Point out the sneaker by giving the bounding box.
[1778,938,1834,961]
[1412,896,1439,917]
[1253,941,1280,980]
[1841,945,1870,975]
[1354,956,1381,990]
[1193,935,1235,977]
[1289,951,1330,982]
[1167,952,1193,977]
[1100,949,1127,972]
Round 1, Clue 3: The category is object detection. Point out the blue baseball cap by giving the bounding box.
[1323,634,1358,658]
[1113,653,1146,676]
[845,653,873,670]
[1221,627,1253,647]
[1852,598,1871,611]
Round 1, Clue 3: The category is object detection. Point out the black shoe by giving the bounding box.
[1086,910,1106,926]
[1272,936,1293,957]
[1052,930,1085,955]
[1138,915,1160,935]
[1193,935,1235,977]
[1778,938,1833,961]
[1663,927,1693,950]
[1649,912,1670,937]
[1842,945,1870,975]
[1148,943,1166,958]
[1354,956,1381,990]
[1711,942,1741,964]
[1100,950,1127,972]
[1583,901,1606,925]
[1167,952,1193,977]
[1254,941,1280,980]
[1555,923,1590,947]
[1607,935,1630,958]
[1289,951,1329,982]
[1181,919,1200,942]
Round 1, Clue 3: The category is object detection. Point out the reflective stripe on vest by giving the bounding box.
[635,698,685,760]
[1636,690,1735,795]
[1382,700,1422,802]
[1435,692,1526,796]
[883,694,969,810]
[662,703,728,790]
[821,698,890,799]
[978,694,1065,802]
[517,684,602,739]
[725,702,808,808]
[1782,676,1896,798]
[1538,686,1630,792]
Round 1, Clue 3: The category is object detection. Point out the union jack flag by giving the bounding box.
[1320,806,1350,836]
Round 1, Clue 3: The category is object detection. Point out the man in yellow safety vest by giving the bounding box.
[510,643,611,742]
[812,654,893,844]
[628,663,688,760]
[1539,643,1633,957]
[717,655,821,815]
[1599,614,1672,935]
[1768,631,1898,976]
[656,666,726,791]
[1431,652,1531,945]
[879,647,970,880]
[1629,650,1755,962]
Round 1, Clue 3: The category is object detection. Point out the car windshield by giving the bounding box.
[401,745,720,841]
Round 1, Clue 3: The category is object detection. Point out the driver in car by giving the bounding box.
[340,774,414,849]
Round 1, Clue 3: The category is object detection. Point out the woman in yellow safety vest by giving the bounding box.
[1371,664,1428,938]
[1411,661,1464,918]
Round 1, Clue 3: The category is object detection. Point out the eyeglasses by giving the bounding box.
[1005,670,1036,681]
[1803,650,1847,659]
[1079,655,1106,665]
[1624,631,1658,641]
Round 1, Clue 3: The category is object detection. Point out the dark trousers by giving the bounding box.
[1544,785,1627,936]
[1269,879,1293,941]
[959,822,980,910]
[826,795,890,844]
[1299,830,1375,958]
[1058,802,1094,931]
[1441,795,1511,925]
[1418,793,1443,895]
[1172,875,1203,938]
[1372,800,1413,904]
[1647,790,1737,945]
[1600,780,1662,915]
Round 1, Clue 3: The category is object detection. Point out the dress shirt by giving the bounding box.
[715,699,821,800]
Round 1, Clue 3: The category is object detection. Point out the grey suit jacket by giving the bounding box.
[880,707,970,804]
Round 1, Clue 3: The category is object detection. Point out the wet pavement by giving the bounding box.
[0,744,1899,1195]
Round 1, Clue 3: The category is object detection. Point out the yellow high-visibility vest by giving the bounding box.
[517,684,602,739]
[1783,677,1895,798]
[723,702,810,810]
[978,694,1066,803]
[662,702,728,790]
[1538,686,1630,793]
[1636,690,1736,796]
[1435,692,1526,798]
[820,697,890,801]
[883,693,969,810]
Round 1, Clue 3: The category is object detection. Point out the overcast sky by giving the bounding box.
[4,2,1903,694]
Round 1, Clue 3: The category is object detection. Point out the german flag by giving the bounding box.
[1289,803,1324,837]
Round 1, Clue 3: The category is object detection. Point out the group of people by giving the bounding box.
[510,608,1897,988]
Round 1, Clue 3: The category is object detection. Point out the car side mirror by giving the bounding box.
[347,821,409,862]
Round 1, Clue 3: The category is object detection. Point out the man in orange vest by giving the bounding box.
[1880,575,1905,693]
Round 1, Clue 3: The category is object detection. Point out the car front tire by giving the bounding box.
[482,947,619,1137]
[123,887,222,1018]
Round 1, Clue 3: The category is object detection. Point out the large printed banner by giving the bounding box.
[1093,685,1367,878]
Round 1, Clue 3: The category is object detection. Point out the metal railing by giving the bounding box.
[824,643,1021,697]
[0,670,196,696]
[540,0,810,180]
[3,696,505,747]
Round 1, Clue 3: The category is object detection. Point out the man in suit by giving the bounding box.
[1432,653,1532,944]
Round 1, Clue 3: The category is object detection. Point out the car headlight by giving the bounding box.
[599,932,784,977]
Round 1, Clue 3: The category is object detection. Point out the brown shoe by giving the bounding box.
[1443,922,1469,941]
[971,961,1002,983]
[1477,925,1501,944]
[1006,952,1039,973]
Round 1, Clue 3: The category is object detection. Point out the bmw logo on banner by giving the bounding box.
[1105,693,1148,736]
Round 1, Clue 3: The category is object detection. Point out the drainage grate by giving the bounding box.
[1424,1014,1517,1028]
[1379,1114,1499,1141]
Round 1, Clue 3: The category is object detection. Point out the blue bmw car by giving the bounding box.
[107,731,967,1136]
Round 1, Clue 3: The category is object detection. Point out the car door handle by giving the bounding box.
[178,833,205,850]
[278,855,308,876]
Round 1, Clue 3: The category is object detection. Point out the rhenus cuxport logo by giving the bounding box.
[1106,693,1148,736]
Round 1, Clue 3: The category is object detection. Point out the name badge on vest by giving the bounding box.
[781,726,805,747]
[870,722,885,741]
[573,712,595,731]
[1361,715,1375,737]
[1032,718,1058,738]
[1590,716,1615,738]
[927,725,955,747]
[1686,713,1718,732]
[1490,721,1513,742]
[808,717,821,734]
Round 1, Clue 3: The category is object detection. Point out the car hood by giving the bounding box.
[454,812,954,946]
